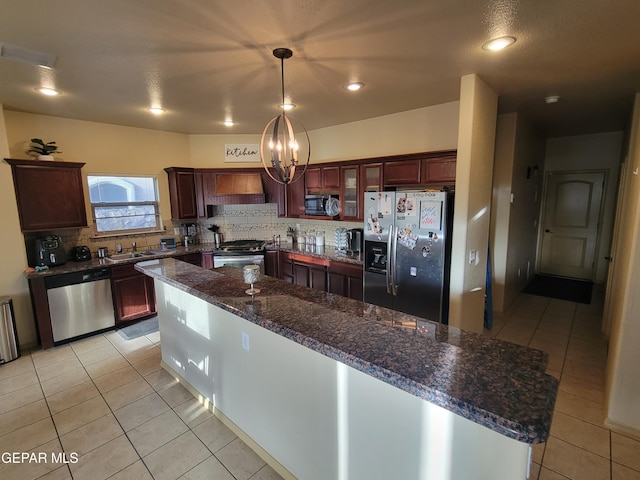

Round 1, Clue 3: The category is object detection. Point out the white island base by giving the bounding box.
[155,280,532,480]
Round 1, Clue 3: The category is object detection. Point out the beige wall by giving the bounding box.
[448,74,498,333]
[543,132,624,283]
[189,102,460,168]
[605,93,640,435]
[3,111,192,347]
[491,113,546,315]
[0,106,37,348]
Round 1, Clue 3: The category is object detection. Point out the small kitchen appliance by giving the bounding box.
[347,228,363,254]
[71,245,92,261]
[304,194,340,216]
[32,235,67,267]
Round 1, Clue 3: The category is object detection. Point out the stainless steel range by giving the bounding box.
[213,239,266,273]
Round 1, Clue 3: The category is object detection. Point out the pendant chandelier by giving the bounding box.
[260,48,310,185]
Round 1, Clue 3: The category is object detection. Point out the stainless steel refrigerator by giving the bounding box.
[363,191,453,323]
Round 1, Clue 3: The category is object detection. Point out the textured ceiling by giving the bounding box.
[1,0,639,137]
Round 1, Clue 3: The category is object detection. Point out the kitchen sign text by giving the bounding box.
[224,144,260,163]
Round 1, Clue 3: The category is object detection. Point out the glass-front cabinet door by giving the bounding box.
[359,163,382,219]
[341,166,359,220]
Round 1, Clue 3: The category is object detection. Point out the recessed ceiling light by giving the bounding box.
[280,103,295,111]
[223,120,234,127]
[346,82,365,91]
[545,95,560,104]
[35,87,61,96]
[148,107,166,115]
[481,36,516,51]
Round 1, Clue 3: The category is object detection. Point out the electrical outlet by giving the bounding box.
[241,332,250,351]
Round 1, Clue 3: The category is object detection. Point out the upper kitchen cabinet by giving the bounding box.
[165,167,197,220]
[421,154,457,185]
[306,166,340,193]
[340,165,359,220]
[383,159,421,187]
[5,159,88,232]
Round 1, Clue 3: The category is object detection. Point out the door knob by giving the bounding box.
[545,229,553,233]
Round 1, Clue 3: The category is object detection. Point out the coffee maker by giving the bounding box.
[347,228,363,254]
[182,223,198,246]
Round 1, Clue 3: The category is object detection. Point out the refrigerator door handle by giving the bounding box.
[391,226,398,296]
[386,227,393,294]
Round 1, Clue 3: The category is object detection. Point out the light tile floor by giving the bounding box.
[1,286,639,479]
[0,328,284,480]
[486,285,640,480]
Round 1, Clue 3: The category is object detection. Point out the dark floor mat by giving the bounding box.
[523,275,593,304]
[116,317,159,340]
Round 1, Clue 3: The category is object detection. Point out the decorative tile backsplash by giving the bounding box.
[200,203,362,245]
[25,203,363,258]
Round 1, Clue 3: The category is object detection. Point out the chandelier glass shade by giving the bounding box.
[260,48,310,185]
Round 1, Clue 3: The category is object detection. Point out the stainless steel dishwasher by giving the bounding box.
[45,268,116,342]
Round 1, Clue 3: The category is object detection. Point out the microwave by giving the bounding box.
[304,194,339,216]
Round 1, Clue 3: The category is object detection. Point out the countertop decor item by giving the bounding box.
[243,264,261,295]
[259,47,310,185]
[27,138,61,160]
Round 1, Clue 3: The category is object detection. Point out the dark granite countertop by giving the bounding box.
[136,258,557,444]
[24,246,209,278]
[266,242,363,266]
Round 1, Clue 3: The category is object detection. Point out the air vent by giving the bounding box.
[0,43,57,68]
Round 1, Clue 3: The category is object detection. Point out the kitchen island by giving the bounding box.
[136,258,557,480]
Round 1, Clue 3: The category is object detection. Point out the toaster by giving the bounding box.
[71,245,92,262]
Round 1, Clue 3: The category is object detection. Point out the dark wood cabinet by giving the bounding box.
[421,156,457,184]
[383,159,421,187]
[111,263,157,324]
[265,250,278,277]
[175,252,202,267]
[278,251,327,290]
[327,262,363,300]
[306,166,340,192]
[5,159,88,232]
[276,251,362,300]
[341,165,359,220]
[165,150,455,221]
[279,251,295,283]
[201,251,214,269]
[284,170,306,217]
[165,167,197,220]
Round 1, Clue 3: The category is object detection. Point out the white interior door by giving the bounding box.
[540,171,605,280]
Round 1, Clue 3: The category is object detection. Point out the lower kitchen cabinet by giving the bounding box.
[175,252,203,267]
[111,263,157,324]
[276,250,363,299]
[265,250,278,277]
[278,251,327,290]
[328,262,364,301]
[201,251,214,269]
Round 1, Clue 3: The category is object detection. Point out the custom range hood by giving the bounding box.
[207,173,266,206]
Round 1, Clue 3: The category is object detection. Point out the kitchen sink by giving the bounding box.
[105,250,174,263]
[104,253,145,262]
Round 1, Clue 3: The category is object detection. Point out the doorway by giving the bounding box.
[539,171,606,280]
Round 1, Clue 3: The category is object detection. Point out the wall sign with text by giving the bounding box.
[224,144,260,163]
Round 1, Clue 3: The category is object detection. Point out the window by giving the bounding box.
[88,175,161,234]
